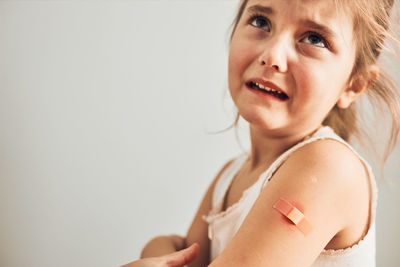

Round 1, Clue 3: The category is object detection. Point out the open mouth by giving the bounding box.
[247,81,289,101]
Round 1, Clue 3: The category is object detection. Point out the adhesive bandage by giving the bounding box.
[273,197,313,235]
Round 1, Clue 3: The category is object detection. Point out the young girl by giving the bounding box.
[125,0,400,266]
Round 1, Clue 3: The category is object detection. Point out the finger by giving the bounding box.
[164,243,200,267]
[169,235,186,250]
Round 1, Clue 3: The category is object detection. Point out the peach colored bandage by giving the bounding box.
[273,197,313,235]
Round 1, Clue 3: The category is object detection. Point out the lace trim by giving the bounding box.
[321,182,378,256]
[202,185,253,223]
[320,222,375,256]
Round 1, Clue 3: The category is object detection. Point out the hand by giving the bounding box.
[122,243,200,267]
[140,235,187,259]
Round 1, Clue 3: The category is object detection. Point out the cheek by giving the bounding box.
[228,38,256,85]
[295,62,345,101]
[228,44,244,85]
[228,50,240,84]
[228,51,240,99]
[293,64,320,98]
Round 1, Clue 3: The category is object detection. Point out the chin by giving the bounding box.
[240,110,286,132]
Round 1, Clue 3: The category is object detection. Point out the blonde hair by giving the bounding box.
[227,0,400,168]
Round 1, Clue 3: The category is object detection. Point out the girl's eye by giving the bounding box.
[301,32,328,48]
[249,15,271,32]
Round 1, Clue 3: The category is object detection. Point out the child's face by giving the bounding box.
[228,0,357,136]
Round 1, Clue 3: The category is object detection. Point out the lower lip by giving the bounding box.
[246,84,287,102]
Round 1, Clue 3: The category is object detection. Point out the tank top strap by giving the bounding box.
[256,126,336,188]
[257,126,378,225]
[210,153,249,213]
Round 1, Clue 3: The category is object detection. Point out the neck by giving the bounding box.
[246,125,321,171]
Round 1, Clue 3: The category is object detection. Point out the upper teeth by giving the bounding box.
[255,82,280,93]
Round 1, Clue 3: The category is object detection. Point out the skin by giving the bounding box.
[140,235,187,258]
[228,0,362,167]
[126,0,378,266]
[121,243,200,267]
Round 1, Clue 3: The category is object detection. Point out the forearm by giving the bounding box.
[140,235,186,258]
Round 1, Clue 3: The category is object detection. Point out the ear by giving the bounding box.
[336,65,379,109]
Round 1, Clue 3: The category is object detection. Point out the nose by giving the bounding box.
[258,35,289,73]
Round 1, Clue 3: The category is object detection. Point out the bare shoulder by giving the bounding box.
[276,138,370,228]
[286,139,372,244]
[286,138,368,180]
[279,138,370,198]
[208,140,371,267]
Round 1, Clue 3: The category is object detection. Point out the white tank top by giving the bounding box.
[203,126,377,266]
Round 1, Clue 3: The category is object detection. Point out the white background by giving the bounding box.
[0,1,399,267]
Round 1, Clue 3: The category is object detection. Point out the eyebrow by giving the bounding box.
[247,5,274,15]
[247,5,336,37]
[301,20,337,39]
[246,5,337,39]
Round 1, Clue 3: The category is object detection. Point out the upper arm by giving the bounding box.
[186,159,235,267]
[209,140,369,267]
